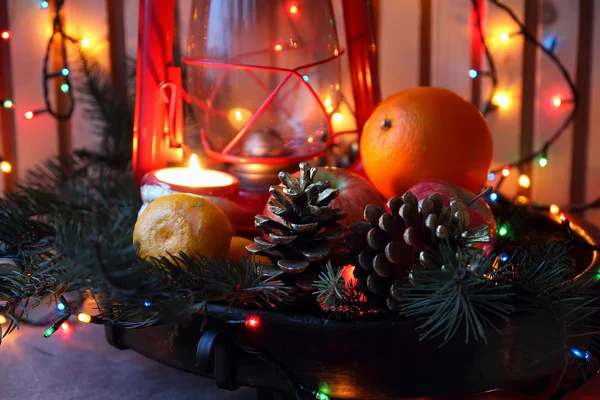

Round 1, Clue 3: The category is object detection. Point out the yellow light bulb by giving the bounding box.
[493,92,510,108]
[80,37,90,48]
[289,5,298,14]
[77,313,92,323]
[518,174,531,188]
[326,106,334,114]
[549,204,560,215]
[332,113,343,123]
[515,195,528,205]
[0,315,6,324]
[323,98,332,108]
[552,96,562,107]
[274,44,283,52]
[499,32,510,42]
[0,161,12,173]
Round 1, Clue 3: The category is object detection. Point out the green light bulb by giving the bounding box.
[498,226,508,237]
[3,100,13,109]
[43,325,57,338]
[539,157,548,168]
[316,392,330,400]
[60,83,69,93]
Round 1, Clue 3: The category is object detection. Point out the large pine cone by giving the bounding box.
[346,191,492,311]
[246,163,347,289]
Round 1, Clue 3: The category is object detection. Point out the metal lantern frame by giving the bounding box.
[132,0,380,182]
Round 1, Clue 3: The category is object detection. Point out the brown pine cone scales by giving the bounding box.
[246,162,347,290]
[346,191,492,311]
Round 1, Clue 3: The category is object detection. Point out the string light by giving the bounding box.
[501,168,510,177]
[552,96,562,107]
[2,100,14,109]
[57,303,65,311]
[489,192,498,201]
[24,111,34,119]
[515,195,528,205]
[60,83,70,93]
[80,37,90,48]
[549,204,560,215]
[500,253,509,262]
[302,75,309,82]
[316,391,330,400]
[143,301,152,307]
[43,315,71,338]
[518,174,531,188]
[274,44,283,52]
[543,35,558,52]
[61,68,70,76]
[289,5,298,14]
[61,322,69,331]
[1,30,11,40]
[499,32,510,42]
[492,92,510,108]
[40,0,49,9]
[468,69,479,79]
[332,113,343,123]
[245,316,260,329]
[559,213,566,222]
[77,313,91,323]
[25,109,48,120]
[0,162,11,174]
[498,225,508,236]
[0,315,6,324]
[323,98,332,108]
[487,172,496,181]
[538,156,548,167]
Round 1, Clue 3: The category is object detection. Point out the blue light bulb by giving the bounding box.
[61,68,69,76]
[490,192,498,202]
[488,172,496,181]
[500,253,509,262]
[571,348,583,358]
[41,0,49,9]
[468,69,478,79]
[143,301,151,307]
[302,75,309,82]
[57,303,65,311]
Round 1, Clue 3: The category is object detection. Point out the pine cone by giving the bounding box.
[246,163,347,289]
[346,191,491,311]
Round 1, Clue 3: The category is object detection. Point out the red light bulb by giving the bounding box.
[552,96,562,107]
[0,30,11,40]
[559,213,566,222]
[25,111,34,120]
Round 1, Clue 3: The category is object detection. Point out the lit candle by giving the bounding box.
[140,154,240,215]
[227,108,252,131]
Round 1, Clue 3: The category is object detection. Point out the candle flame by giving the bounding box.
[188,154,202,172]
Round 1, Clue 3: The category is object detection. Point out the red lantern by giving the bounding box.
[132,0,379,228]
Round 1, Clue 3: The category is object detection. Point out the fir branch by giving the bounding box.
[313,263,377,318]
[400,242,515,346]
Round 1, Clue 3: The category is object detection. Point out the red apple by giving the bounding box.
[264,166,386,227]
[408,178,496,251]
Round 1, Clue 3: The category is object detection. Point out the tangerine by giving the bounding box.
[133,193,232,261]
[228,236,271,265]
[360,87,493,199]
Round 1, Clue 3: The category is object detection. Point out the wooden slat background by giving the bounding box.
[1,0,598,226]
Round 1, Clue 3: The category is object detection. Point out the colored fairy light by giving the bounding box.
[289,5,298,14]
[57,303,65,311]
[549,204,560,215]
[501,168,511,177]
[143,301,151,307]
[245,316,260,329]
[41,0,49,9]
[326,106,334,114]
[552,96,562,107]
[302,75,309,82]
[468,69,478,79]
[2,100,14,109]
[492,92,510,108]
[1,161,12,174]
[498,225,508,236]
[77,313,91,323]
[518,174,531,188]
[274,44,283,52]
[316,392,330,400]
[61,322,69,331]
[584,351,592,361]
[25,111,34,119]
[499,32,510,42]
[332,113,343,123]
[559,213,566,222]
[323,98,332,108]
[571,348,584,358]
[61,68,70,76]
[489,192,498,201]
[1,30,11,40]
[539,157,548,167]
[43,325,57,338]
[488,172,496,181]
[500,253,509,262]
[0,315,6,324]
[80,37,90,48]
[543,35,558,52]
[60,83,70,93]
[515,195,528,205]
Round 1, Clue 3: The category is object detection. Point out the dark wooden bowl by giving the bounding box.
[106,213,599,399]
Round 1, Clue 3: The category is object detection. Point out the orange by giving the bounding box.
[133,193,232,261]
[228,236,272,265]
[360,87,493,199]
